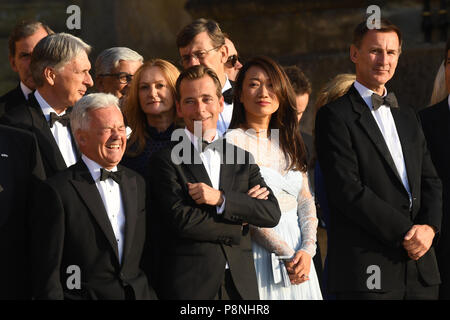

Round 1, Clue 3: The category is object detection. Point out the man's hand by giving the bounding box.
[187,182,223,206]
[247,184,269,200]
[285,250,311,285]
[403,224,436,260]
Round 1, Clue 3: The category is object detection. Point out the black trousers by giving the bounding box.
[336,260,439,300]
[215,270,242,300]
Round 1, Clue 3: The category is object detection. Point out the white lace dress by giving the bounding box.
[226,128,322,300]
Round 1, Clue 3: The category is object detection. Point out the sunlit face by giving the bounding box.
[139,66,174,116]
[296,93,309,122]
[445,50,450,94]
[9,27,49,90]
[240,66,279,121]
[350,30,400,94]
[96,60,142,98]
[224,38,242,82]
[77,106,127,170]
[176,75,223,137]
[51,51,93,107]
[179,31,227,80]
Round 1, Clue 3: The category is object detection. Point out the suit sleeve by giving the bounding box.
[221,161,281,228]
[315,105,413,248]
[147,151,279,245]
[30,179,65,300]
[414,112,442,231]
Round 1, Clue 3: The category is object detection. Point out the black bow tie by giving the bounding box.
[200,139,212,151]
[100,168,122,184]
[223,88,234,104]
[49,112,70,128]
[371,92,399,110]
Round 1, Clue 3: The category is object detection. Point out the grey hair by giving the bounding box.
[95,47,143,76]
[71,93,120,135]
[30,32,91,87]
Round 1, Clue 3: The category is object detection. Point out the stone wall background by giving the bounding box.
[0,0,447,134]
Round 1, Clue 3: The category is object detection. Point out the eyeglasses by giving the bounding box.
[225,54,239,68]
[98,72,134,84]
[179,45,222,66]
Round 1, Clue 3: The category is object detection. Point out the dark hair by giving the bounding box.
[445,38,450,65]
[353,18,402,53]
[8,20,53,57]
[229,56,307,172]
[176,18,225,49]
[284,66,312,96]
[175,65,222,102]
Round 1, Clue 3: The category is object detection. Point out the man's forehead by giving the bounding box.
[180,32,213,52]
[180,77,216,98]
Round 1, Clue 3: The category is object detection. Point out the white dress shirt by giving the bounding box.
[447,94,450,111]
[217,77,233,136]
[82,154,126,263]
[35,90,77,167]
[20,82,32,100]
[354,81,412,205]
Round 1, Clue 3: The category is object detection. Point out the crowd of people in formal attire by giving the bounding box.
[0,15,448,301]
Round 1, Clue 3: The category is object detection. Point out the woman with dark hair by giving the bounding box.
[121,59,180,178]
[226,56,322,300]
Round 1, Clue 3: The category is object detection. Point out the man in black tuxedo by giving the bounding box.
[0,125,45,299]
[315,19,442,300]
[0,20,52,118]
[31,93,155,300]
[147,65,281,300]
[419,40,450,299]
[177,18,234,135]
[1,32,93,178]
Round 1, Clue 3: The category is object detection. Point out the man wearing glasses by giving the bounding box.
[95,47,143,103]
[176,18,234,135]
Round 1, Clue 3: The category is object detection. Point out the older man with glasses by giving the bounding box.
[95,47,143,103]
[176,18,234,135]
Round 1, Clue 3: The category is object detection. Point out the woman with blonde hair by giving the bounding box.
[121,59,180,177]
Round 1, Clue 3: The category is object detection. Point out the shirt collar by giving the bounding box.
[354,80,387,110]
[222,76,232,93]
[20,82,32,100]
[34,90,67,121]
[82,154,118,182]
[447,94,450,111]
[184,127,220,153]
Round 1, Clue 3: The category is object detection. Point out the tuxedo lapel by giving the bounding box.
[69,161,120,261]
[177,132,213,186]
[349,86,404,186]
[28,94,67,172]
[391,107,418,196]
[219,140,236,192]
[119,166,138,266]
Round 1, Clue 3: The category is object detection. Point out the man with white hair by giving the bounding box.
[95,47,143,101]
[31,93,156,300]
[1,32,94,177]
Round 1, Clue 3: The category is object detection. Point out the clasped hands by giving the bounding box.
[402,224,436,261]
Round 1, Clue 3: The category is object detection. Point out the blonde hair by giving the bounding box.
[429,60,447,106]
[123,59,180,157]
[314,73,356,113]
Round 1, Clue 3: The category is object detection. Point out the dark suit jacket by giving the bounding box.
[30,160,156,300]
[0,124,45,299]
[315,85,442,293]
[0,84,26,119]
[0,92,79,177]
[146,135,281,300]
[419,98,450,298]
